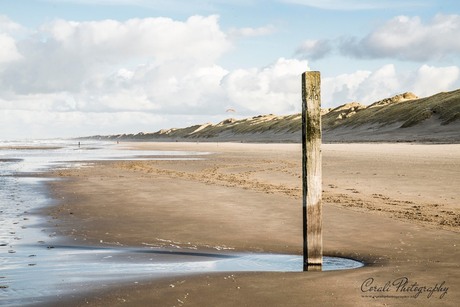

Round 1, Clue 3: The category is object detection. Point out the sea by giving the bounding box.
[0,139,363,306]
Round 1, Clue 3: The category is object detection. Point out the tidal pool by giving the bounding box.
[2,240,363,306]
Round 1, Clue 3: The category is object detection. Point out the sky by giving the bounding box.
[1,0,459,140]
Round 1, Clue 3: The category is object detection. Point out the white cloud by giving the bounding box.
[0,15,231,96]
[323,64,460,106]
[1,15,308,138]
[0,16,23,63]
[0,109,167,140]
[0,15,236,138]
[40,15,229,65]
[412,65,460,96]
[1,12,459,140]
[222,58,310,114]
[0,33,22,63]
[295,39,332,60]
[228,25,276,39]
[340,14,460,61]
[322,70,372,105]
[0,15,23,33]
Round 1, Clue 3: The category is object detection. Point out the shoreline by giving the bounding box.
[78,138,460,145]
[41,142,459,306]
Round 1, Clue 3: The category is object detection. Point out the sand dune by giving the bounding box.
[323,89,460,142]
[84,88,460,143]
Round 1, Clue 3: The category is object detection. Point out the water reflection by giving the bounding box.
[2,241,363,306]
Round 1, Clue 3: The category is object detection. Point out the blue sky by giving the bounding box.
[1,0,459,139]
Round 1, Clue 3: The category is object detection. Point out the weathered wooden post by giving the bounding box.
[302,71,322,271]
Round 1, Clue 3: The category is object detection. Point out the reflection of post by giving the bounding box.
[302,71,322,271]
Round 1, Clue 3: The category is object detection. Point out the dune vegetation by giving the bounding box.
[86,88,460,143]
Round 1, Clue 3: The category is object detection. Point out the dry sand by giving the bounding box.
[44,142,459,306]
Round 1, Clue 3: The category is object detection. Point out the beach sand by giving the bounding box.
[44,142,459,306]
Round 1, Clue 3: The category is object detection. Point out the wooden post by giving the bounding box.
[302,71,322,271]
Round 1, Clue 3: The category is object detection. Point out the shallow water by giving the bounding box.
[0,140,363,306]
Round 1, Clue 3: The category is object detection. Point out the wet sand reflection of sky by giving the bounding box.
[0,140,363,306]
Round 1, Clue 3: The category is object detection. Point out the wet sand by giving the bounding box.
[45,142,459,306]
